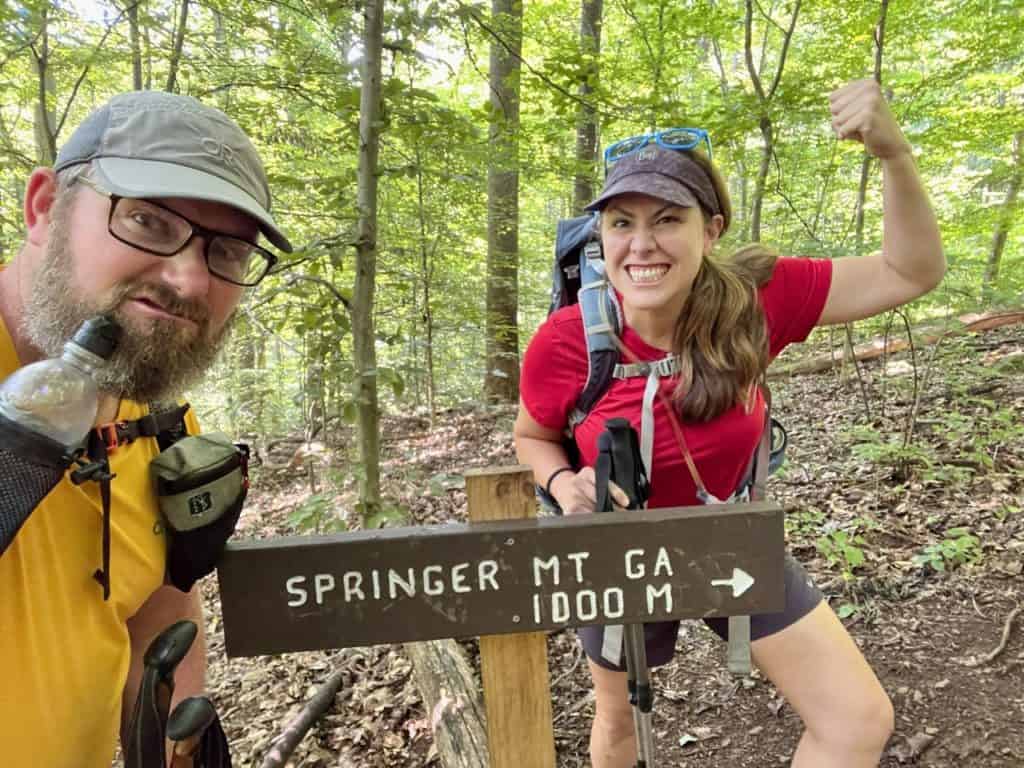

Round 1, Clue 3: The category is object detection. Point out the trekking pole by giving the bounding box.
[595,418,655,768]
[124,620,198,768]
[167,696,232,767]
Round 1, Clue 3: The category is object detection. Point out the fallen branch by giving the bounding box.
[259,667,349,768]
[769,309,1024,379]
[962,605,1022,668]
[403,639,489,768]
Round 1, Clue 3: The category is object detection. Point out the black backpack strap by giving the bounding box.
[145,402,192,451]
[70,431,116,600]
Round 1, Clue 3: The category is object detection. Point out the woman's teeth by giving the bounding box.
[628,265,669,283]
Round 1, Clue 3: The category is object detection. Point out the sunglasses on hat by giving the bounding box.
[603,127,713,174]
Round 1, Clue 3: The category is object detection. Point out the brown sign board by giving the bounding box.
[217,502,784,658]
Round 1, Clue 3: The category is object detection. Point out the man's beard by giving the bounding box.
[22,209,235,403]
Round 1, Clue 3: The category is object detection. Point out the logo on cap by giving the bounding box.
[637,148,657,162]
[201,137,239,169]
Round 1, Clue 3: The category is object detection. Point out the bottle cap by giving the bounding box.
[71,315,123,359]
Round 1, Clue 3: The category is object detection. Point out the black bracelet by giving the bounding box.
[544,466,574,497]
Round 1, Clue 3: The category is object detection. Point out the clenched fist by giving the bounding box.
[829,79,912,160]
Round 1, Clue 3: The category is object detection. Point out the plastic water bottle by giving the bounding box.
[0,316,122,447]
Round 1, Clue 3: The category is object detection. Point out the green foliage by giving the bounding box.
[288,492,347,535]
[1,0,1020,438]
[912,527,983,572]
[816,527,867,581]
[360,499,408,529]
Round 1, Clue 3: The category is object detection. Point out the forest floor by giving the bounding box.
[196,324,1023,768]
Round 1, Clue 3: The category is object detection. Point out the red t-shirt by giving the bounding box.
[520,256,832,508]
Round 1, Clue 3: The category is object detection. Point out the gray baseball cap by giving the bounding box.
[55,91,292,252]
[585,145,721,218]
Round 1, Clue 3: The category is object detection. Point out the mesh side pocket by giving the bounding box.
[0,413,72,555]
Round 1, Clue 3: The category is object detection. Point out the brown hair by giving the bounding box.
[669,150,778,422]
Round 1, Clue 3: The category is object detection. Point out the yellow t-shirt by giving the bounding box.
[0,317,199,768]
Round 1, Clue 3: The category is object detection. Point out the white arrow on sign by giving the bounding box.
[711,568,755,598]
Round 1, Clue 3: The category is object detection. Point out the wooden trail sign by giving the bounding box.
[217,500,784,658]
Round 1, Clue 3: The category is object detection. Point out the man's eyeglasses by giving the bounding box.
[78,176,278,287]
[603,127,713,172]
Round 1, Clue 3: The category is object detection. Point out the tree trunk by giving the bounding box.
[983,130,1023,293]
[572,0,603,215]
[844,0,890,410]
[166,0,190,93]
[414,143,437,421]
[352,0,384,521]
[403,640,489,768]
[30,8,57,166]
[483,0,523,404]
[127,0,143,90]
[751,116,771,242]
[854,0,889,255]
[743,0,801,243]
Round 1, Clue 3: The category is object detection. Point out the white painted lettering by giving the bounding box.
[577,590,598,621]
[449,563,469,593]
[343,572,364,602]
[566,551,590,582]
[604,587,624,618]
[626,549,645,579]
[423,565,444,596]
[654,547,674,577]
[552,592,571,622]
[285,576,307,607]
[478,560,499,591]
[533,555,560,586]
[646,583,672,614]
[533,593,542,623]
[371,569,381,599]
[389,568,416,598]
[314,573,335,604]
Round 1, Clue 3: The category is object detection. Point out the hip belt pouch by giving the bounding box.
[150,432,248,592]
[0,411,75,555]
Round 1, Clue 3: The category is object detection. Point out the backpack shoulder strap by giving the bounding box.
[144,402,193,451]
[570,240,623,430]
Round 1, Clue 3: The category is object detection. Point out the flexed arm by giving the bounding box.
[818,79,946,326]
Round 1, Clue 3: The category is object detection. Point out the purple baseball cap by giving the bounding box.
[585,145,721,217]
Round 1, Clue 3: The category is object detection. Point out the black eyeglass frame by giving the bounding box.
[78,176,278,287]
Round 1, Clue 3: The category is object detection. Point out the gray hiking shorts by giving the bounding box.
[578,552,823,671]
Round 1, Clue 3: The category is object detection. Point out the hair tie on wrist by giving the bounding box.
[545,466,574,497]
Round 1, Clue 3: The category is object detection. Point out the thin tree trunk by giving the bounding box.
[751,116,771,242]
[854,0,889,255]
[127,0,143,90]
[572,0,602,215]
[30,8,57,166]
[483,0,523,403]
[983,130,1023,294]
[165,0,189,93]
[352,0,384,521]
[743,0,801,243]
[844,0,890,418]
[414,143,437,421]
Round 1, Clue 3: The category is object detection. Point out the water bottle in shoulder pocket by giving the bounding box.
[0,316,121,555]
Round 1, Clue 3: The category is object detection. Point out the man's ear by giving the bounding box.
[24,168,59,247]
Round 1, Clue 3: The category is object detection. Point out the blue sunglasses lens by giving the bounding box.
[606,136,648,162]
[659,128,703,148]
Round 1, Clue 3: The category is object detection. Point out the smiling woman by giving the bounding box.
[515,79,944,768]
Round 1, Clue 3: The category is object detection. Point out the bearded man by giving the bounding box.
[0,91,291,767]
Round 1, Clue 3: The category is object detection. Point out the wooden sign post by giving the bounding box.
[465,466,555,768]
[217,465,785,766]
